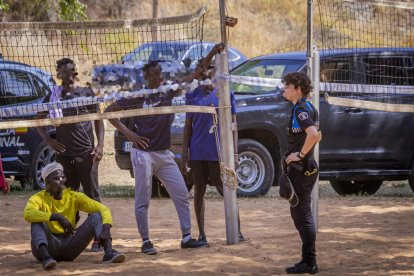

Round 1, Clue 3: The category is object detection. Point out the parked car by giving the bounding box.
[0,59,56,189]
[121,41,248,70]
[114,48,414,197]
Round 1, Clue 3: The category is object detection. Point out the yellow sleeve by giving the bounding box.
[24,194,52,223]
[75,192,113,226]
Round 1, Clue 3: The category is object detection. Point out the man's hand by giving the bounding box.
[98,224,111,247]
[51,214,74,235]
[125,131,149,150]
[46,138,66,154]
[225,16,238,27]
[91,144,104,162]
[180,156,189,175]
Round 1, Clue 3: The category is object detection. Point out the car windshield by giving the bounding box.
[230,59,304,94]
[122,43,190,62]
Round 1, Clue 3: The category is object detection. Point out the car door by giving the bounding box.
[318,55,371,169]
[0,69,47,164]
[355,53,414,168]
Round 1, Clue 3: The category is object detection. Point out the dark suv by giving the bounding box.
[114,48,414,197]
[0,59,56,189]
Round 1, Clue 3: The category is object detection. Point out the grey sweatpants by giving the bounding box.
[31,213,103,262]
[130,148,191,240]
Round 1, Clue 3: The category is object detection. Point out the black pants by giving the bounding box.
[288,160,318,266]
[57,153,100,202]
[31,213,103,262]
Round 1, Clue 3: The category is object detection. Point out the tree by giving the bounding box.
[0,0,87,22]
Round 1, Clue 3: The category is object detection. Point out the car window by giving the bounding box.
[228,49,239,60]
[406,56,414,85]
[183,44,206,62]
[0,70,40,106]
[320,58,353,83]
[32,76,49,97]
[362,56,407,85]
[123,43,188,62]
[230,59,304,94]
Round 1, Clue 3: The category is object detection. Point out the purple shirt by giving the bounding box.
[185,86,236,161]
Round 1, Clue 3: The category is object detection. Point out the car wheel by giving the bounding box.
[236,139,274,197]
[330,180,383,196]
[21,142,55,190]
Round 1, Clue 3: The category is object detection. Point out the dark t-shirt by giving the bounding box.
[287,99,319,156]
[117,92,174,151]
[185,86,236,161]
[54,87,97,157]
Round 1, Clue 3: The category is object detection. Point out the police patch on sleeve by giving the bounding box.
[298,112,309,121]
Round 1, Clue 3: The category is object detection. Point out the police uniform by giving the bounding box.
[286,98,320,267]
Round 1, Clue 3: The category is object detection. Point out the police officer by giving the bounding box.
[281,72,322,274]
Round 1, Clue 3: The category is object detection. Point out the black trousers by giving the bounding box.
[288,160,318,266]
[31,213,103,262]
[56,153,100,202]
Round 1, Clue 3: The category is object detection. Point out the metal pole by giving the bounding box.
[151,0,158,41]
[307,0,313,78]
[307,0,319,231]
[218,0,238,245]
[311,47,320,232]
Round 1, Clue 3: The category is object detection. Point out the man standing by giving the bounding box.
[106,61,205,255]
[24,162,125,270]
[36,58,104,251]
[182,44,243,246]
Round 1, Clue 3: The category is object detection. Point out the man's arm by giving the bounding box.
[105,101,149,149]
[202,43,224,70]
[24,195,53,223]
[181,116,193,173]
[92,120,105,162]
[75,192,113,226]
[35,112,66,154]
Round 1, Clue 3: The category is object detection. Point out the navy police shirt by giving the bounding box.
[287,98,320,155]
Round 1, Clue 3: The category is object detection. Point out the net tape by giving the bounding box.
[2,72,414,129]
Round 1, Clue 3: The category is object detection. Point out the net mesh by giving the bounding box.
[316,0,414,112]
[0,7,219,127]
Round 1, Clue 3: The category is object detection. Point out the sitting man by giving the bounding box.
[24,162,125,270]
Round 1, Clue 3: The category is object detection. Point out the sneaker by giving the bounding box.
[196,235,209,247]
[42,256,57,270]
[181,238,208,249]
[286,261,319,274]
[90,240,102,252]
[102,249,126,263]
[141,240,157,255]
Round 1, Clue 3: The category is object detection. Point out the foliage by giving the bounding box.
[0,0,9,12]
[58,0,87,21]
[1,0,87,21]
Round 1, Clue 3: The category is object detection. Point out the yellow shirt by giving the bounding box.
[24,188,113,234]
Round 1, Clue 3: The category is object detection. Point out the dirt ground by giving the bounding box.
[1,127,414,275]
